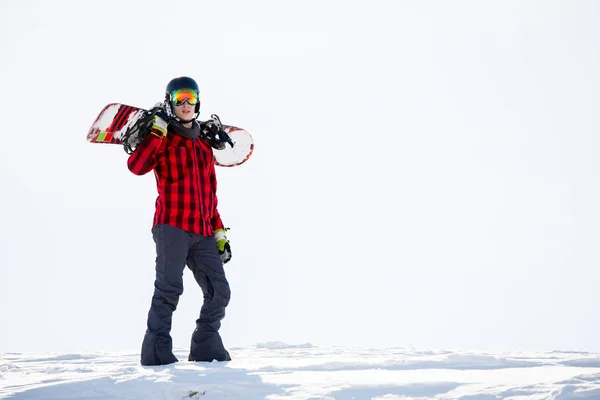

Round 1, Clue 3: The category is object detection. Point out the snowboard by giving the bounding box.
[87,103,254,167]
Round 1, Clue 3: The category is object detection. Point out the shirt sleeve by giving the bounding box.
[127,133,166,176]
[210,153,225,232]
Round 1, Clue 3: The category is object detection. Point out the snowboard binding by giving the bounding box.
[122,105,170,154]
[200,114,234,150]
[122,105,233,154]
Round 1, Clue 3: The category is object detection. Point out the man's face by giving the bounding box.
[170,88,199,121]
[173,102,195,120]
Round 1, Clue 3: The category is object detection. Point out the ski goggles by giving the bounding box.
[170,88,200,106]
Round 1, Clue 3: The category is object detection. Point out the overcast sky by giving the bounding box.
[1,0,599,354]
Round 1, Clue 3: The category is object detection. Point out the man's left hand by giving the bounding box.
[214,229,232,264]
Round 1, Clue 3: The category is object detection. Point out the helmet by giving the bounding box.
[165,76,201,115]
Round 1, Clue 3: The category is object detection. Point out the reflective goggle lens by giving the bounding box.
[170,88,200,106]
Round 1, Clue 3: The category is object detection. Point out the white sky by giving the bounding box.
[1,0,599,354]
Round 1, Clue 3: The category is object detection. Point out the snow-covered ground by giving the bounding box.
[3,343,600,399]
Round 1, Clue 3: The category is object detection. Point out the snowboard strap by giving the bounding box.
[199,114,234,150]
[122,107,167,154]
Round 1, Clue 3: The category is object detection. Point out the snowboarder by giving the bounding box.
[127,76,232,366]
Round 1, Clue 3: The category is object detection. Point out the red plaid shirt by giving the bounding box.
[127,129,224,236]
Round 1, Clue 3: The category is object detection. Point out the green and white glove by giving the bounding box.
[150,114,168,138]
[214,229,231,264]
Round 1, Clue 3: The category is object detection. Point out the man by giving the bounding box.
[128,76,232,366]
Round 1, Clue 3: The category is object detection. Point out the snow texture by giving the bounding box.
[2,344,600,399]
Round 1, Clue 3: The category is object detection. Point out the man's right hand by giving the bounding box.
[150,115,168,138]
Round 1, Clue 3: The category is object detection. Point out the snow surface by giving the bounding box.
[3,344,600,399]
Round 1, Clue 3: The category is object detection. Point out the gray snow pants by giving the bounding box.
[140,224,231,366]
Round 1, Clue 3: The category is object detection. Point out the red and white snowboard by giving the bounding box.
[87,103,254,167]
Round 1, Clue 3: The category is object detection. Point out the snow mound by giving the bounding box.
[0,362,21,377]
[561,358,600,368]
[255,341,313,349]
[437,353,538,369]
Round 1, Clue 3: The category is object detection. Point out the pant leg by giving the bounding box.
[186,234,231,362]
[141,224,190,366]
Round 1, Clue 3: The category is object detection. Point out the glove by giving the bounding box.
[214,229,232,264]
[150,115,168,138]
[149,102,169,138]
